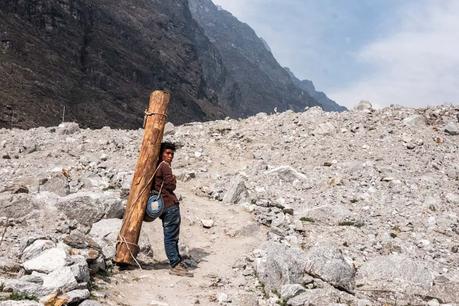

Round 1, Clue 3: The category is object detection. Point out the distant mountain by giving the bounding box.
[188,0,320,115]
[284,68,347,112]
[188,0,346,114]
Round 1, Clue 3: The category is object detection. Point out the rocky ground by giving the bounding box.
[0,103,458,305]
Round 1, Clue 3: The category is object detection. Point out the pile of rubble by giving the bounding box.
[0,103,458,305]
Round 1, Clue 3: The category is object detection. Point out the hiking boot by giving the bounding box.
[169,262,193,277]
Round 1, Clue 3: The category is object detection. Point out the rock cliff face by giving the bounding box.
[0,0,345,129]
[188,0,346,114]
[285,68,347,112]
[0,0,226,129]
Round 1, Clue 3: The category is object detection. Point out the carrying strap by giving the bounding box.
[132,160,167,207]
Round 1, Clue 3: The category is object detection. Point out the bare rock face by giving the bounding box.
[0,0,226,129]
[188,0,337,116]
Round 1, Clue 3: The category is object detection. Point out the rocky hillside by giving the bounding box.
[0,104,458,305]
[188,0,345,114]
[0,0,234,129]
[0,0,345,130]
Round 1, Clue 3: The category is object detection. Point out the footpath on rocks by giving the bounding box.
[1,103,459,305]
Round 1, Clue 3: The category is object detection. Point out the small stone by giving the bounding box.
[444,122,459,135]
[217,292,231,304]
[201,219,214,229]
[280,284,306,300]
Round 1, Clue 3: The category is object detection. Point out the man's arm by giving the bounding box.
[160,162,176,192]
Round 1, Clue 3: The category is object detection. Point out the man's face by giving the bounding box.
[162,148,175,164]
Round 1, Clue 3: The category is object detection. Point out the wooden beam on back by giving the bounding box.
[115,90,170,266]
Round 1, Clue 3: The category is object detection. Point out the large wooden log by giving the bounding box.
[115,90,170,265]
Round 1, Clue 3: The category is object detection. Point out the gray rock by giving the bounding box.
[304,243,355,292]
[255,242,306,292]
[57,122,80,135]
[62,289,90,304]
[88,218,122,259]
[311,122,336,136]
[0,301,41,306]
[21,239,55,261]
[56,192,123,226]
[265,166,307,183]
[0,277,50,297]
[0,194,33,219]
[403,114,426,127]
[300,205,354,226]
[22,248,69,273]
[223,176,247,204]
[356,255,434,295]
[444,122,459,135]
[79,300,103,306]
[280,284,306,300]
[355,100,373,111]
[41,266,78,292]
[69,256,90,283]
[39,174,70,196]
[287,287,355,306]
[428,281,459,304]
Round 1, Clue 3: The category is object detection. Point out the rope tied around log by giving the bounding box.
[143,110,167,128]
[116,235,143,270]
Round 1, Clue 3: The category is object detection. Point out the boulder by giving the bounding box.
[403,114,426,127]
[265,166,308,183]
[355,255,434,296]
[69,256,90,283]
[355,100,373,111]
[255,242,307,292]
[56,192,123,226]
[299,205,355,226]
[22,248,69,273]
[311,122,336,136]
[88,218,122,259]
[21,239,55,262]
[0,277,50,297]
[0,194,33,219]
[280,284,306,300]
[287,287,355,306]
[41,266,78,293]
[41,289,90,305]
[444,122,459,135]
[39,174,70,196]
[304,243,355,292]
[57,122,80,135]
[223,176,247,204]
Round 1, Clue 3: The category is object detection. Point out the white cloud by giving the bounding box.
[330,0,459,108]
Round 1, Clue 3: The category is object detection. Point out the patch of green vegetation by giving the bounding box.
[338,221,364,228]
[9,292,38,301]
[300,217,315,223]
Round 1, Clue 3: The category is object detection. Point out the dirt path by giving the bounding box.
[99,187,266,306]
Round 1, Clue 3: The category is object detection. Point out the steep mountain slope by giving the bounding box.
[0,0,344,129]
[0,0,226,129]
[188,0,346,114]
[285,68,347,112]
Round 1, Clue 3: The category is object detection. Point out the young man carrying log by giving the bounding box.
[153,142,193,277]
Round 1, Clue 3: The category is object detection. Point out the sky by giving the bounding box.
[212,0,459,108]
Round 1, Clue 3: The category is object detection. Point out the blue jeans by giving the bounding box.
[160,205,182,267]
